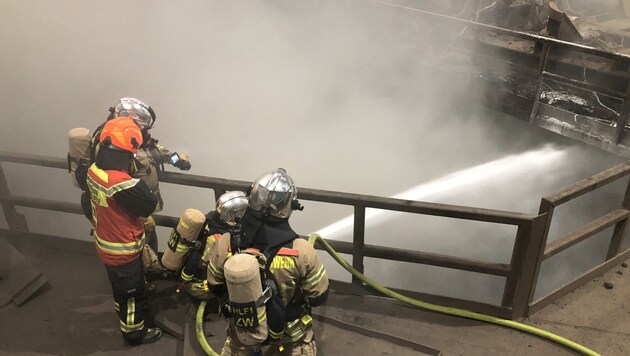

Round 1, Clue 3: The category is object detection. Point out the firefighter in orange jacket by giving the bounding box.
[84,117,162,345]
[203,168,329,355]
[91,97,192,256]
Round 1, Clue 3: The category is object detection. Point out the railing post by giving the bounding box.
[352,205,366,285]
[511,209,550,318]
[614,66,630,144]
[529,41,551,124]
[607,177,630,259]
[501,222,531,311]
[0,162,28,231]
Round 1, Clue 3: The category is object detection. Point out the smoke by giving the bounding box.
[0,1,627,304]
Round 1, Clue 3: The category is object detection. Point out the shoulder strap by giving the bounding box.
[144,137,167,178]
[89,123,105,165]
[229,222,243,255]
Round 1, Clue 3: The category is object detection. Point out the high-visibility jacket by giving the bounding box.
[92,125,170,212]
[86,164,157,265]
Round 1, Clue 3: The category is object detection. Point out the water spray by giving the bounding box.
[316,145,567,239]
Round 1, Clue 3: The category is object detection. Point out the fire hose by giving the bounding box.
[196,233,601,356]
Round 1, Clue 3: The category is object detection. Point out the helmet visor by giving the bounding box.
[216,191,248,225]
[116,98,155,130]
[249,185,294,218]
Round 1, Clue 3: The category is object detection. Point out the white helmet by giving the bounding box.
[216,191,248,226]
[113,97,156,130]
[248,168,300,219]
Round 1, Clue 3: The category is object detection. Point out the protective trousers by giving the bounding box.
[105,257,149,344]
[221,326,316,356]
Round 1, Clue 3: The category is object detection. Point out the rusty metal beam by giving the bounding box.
[377,1,630,61]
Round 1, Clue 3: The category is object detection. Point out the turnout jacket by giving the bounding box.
[206,232,329,342]
[86,164,158,265]
[133,138,172,212]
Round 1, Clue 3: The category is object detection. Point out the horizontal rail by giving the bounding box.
[362,244,511,277]
[7,195,84,215]
[543,209,630,259]
[5,195,513,277]
[543,71,626,101]
[387,285,513,320]
[161,171,251,191]
[312,192,535,225]
[313,239,511,277]
[165,172,535,225]
[528,247,630,315]
[0,152,535,226]
[474,47,627,100]
[0,151,66,169]
[543,161,630,206]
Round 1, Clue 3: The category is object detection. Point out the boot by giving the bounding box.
[129,327,163,346]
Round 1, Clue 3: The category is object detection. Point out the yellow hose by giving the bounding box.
[196,301,220,356]
[307,233,600,356]
[196,234,601,356]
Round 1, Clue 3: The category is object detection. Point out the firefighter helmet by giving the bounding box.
[113,97,156,130]
[248,168,299,219]
[99,117,143,154]
[216,191,249,226]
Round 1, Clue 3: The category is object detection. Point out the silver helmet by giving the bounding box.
[216,191,248,226]
[113,97,156,130]
[248,168,298,219]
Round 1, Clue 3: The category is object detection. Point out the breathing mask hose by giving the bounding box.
[306,234,601,356]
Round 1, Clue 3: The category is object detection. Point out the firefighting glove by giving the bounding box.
[169,152,192,171]
[174,159,191,171]
[184,280,214,300]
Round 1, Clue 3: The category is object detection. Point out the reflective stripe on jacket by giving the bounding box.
[87,164,145,265]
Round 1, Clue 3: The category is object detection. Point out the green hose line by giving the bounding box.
[196,301,220,356]
[308,233,601,356]
[195,234,600,356]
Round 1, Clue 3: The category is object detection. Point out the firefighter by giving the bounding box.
[84,116,163,345]
[201,168,329,355]
[92,97,192,255]
[180,191,249,287]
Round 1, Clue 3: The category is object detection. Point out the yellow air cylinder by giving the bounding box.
[224,253,268,345]
[161,208,206,271]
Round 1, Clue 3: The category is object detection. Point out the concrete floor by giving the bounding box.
[0,230,628,356]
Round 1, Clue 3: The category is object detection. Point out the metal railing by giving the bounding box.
[1,150,629,319]
[527,162,630,315]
